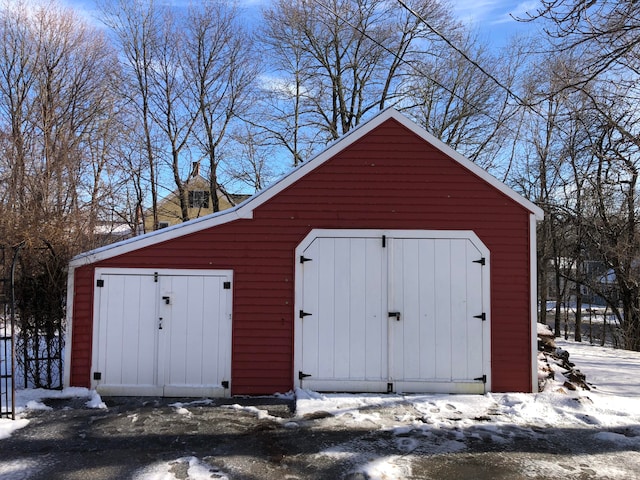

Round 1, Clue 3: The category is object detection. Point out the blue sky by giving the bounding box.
[449,0,540,46]
[59,0,540,48]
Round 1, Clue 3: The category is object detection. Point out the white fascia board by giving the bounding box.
[69,110,395,267]
[71,108,542,267]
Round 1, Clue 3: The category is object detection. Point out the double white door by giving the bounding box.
[295,230,490,393]
[92,268,232,396]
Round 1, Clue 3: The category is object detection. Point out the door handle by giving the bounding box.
[388,312,401,321]
[162,296,171,305]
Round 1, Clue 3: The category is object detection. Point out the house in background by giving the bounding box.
[146,173,249,231]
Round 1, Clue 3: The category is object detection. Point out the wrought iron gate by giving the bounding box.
[0,245,20,420]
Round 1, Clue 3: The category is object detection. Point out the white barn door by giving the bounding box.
[388,237,486,393]
[295,230,490,394]
[92,269,232,397]
[298,237,388,392]
[94,273,159,394]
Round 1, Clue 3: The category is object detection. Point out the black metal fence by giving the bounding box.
[0,245,20,420]
[0,243,65,420]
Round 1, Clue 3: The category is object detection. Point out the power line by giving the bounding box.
[304,0,512,127]
[396,0,531,108]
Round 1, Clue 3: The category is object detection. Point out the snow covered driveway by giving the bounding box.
[1,340,640,479]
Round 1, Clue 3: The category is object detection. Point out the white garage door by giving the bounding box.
[91,268,232,397]
[295,230,490,394]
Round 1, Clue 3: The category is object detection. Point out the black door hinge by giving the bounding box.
[474,375,487,383]
[221,380,229,389]
[299,371,312,380]
[96,279,104,287]
[473,257,486,266]
[223,281,231,289]
[299,310,312,319]
[473,313,486,321]
[300,255,312,263]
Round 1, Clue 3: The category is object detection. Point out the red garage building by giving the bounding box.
[64,109,543,397]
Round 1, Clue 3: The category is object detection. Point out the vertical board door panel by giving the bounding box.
[95,273,158,389]
[93,269,232,397]
[298,237,387,391]
[389,238,485,393]
[296,230,489,394]
[160,274,231,394]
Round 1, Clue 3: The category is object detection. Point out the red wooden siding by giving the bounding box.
[69,117,534,394]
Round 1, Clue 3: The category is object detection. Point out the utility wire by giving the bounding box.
[305,0,512,127]
[396,0,531,108]
[306,0,576,156]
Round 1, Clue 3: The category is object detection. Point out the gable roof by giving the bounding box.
[71,108,543,267]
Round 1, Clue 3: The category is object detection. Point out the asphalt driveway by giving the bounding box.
[1,394,639,479]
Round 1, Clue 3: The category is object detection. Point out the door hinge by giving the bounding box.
[299,371,312,380]
[223,281,231,289]
[474,313,486,321]
[96,279,104,287]
[474,375,487,383]
[93,372,102,380]
[473,257,486,266]
[300,255,312,263]
[299,310,312,319]
[221,380,229,389]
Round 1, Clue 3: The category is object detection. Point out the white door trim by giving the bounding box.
[294,229,491,393]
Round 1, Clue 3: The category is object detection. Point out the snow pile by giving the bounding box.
[13,387,98,413]
[133,456,230,480]
[1,341,639,479]
[85,389,107,409]
[0,417,29,440]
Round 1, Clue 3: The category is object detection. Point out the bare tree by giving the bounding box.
[0,0,123,387]
[225,124,279,193]
[524,0,640,350]
[184,1,258,212]
[261,0,461,157]
[149,8,197,222]
[511,53,572,334]
[99,0,162,231]
[402,32,525,168]
[0,0,34,219]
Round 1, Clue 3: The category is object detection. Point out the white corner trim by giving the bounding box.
[530,213,539,393]
[63,265,77,388]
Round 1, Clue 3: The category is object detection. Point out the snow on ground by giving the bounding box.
[1,341,640,479]
[295,340,640,479]
[556,338,640,397]
[133,456,231,480]
[0,386,101,440]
